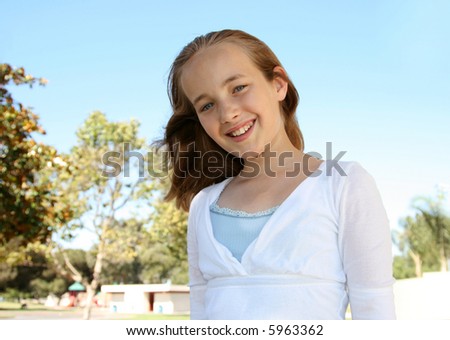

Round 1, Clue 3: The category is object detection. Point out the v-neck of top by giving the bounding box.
[210,207,275,262]
[205,160,326,269]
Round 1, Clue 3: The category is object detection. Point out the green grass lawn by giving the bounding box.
[122,313,190,320]
[0,301,190,320]
[0,301,60,311]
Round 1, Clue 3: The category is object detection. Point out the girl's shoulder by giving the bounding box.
[322,160,381,202]
[321,160,372,181]
[319,160,382,217]
[319,160,378,195]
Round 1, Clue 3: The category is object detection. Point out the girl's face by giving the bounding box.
[180,42,289,158]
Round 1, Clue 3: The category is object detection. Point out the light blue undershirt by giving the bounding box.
[210,200,278,262]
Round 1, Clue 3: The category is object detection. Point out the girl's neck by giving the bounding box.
[239,142,307,180]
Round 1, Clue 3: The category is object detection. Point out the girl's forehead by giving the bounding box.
[194,43,250,67]
[181,43,258,84]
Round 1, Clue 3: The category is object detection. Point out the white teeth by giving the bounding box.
[230,121,254,137]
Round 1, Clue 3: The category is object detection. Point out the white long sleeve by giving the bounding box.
[337,163,396,319]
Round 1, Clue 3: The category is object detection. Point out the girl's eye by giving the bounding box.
[200,103,213,112]
[233,85,247,93]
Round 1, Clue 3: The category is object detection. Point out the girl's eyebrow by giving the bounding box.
[192,74,245,106]
[222,74,244,87]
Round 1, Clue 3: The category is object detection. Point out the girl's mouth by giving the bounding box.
[226,120,255,141]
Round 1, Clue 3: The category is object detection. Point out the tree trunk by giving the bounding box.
[83,285,96,320]
[409,250,422,278]
[439,247,448,272]
[82,240,104,320]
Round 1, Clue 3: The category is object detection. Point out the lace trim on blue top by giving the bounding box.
[210,199,279,217]
[211,178,279,217]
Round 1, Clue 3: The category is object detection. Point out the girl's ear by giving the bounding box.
[272,66,288,101]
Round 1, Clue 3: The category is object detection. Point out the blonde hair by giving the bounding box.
[159,29,304,211]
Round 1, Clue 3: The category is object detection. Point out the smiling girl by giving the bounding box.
[160,29,396,320]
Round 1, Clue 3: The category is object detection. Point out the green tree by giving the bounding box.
[394,213,439,277]
[138,231,188,285]
[0,64,74,247]
[49,111,150,319]
[151,191,188,263]
[392,255,416,280]
[143,178,189,284]
[28,248,91,299]
[99,218,145,284]
[413,191,450,272]
[29,277,67,299]
[0,243,95,300]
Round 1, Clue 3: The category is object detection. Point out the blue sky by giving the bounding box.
[2,0,450,249]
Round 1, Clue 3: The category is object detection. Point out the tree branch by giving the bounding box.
[114,178,143,211]
[49,244,82,282]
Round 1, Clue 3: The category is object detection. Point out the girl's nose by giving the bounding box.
[219,101,239,124]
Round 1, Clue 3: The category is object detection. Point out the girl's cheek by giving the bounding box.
[199,116,216,132]
[240,91,256,107]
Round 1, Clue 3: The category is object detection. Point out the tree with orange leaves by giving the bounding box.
[0,64,74,247]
